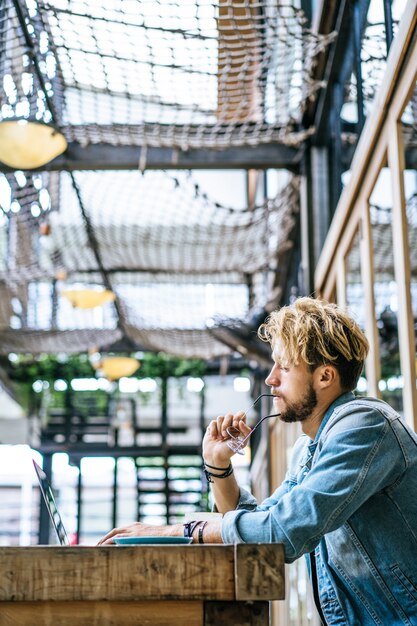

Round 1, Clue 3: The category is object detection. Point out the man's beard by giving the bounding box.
[279,383,318,424]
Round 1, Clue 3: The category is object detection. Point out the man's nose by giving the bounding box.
[265,366,279,387]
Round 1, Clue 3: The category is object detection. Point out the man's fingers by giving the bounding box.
[216,415,224,435]
[238,419,252,435]
[232,410,246,431]
[219,413,235,438]
[208,419,219,438]
[97,526,125,545]
[207,411,248,440]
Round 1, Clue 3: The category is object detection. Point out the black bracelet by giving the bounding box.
[198,521,208,544]
[204,461,231,471]
[183,520,201,540]
[204,462,233,483]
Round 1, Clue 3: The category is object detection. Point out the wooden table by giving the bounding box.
[0,544,284,625]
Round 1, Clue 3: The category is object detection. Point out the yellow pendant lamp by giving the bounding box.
[0,119,67,170]
[61,288,115,309]
[100,356,140,381]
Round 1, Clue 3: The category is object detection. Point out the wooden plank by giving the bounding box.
[359,202,381,398]
[0,601,203,626]
[383,27,417,123]
[247,169,259,209]
[204,601,269,626]
[336,256,347,308]
[387,117,417,430]
[321,262,338,303]
[234,544,285,601]
[0,546,235,602]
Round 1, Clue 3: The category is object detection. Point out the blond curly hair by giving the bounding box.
[258,297,369,391]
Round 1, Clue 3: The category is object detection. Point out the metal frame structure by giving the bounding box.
[37,374,208,543]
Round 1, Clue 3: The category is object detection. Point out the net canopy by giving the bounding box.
[0,168,299,357]
[0,0,333,360]
[1,0,335,148]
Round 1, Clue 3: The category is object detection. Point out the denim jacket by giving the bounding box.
[221,393,417,625]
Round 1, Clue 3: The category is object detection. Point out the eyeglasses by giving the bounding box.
[226,393,280,456]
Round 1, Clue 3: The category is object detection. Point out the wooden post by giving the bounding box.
[234,543,285,601]
[387,117,417,429]
[359,202,381,398]
[336,256,347,308]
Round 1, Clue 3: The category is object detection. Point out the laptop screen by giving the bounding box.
[33,459,70,546]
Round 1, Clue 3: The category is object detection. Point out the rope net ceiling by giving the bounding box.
[0,168,300,357]
[1,0,335,148]
[0,0,330,359]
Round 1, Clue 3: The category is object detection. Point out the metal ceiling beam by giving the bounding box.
[36,443,204,459]
[303,0,371,142]
[8,141,303,173]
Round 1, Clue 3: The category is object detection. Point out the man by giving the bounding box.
[99,297,417,626]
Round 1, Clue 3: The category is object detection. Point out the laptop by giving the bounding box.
[33,459,70,546]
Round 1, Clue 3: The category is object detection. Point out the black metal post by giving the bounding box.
[352,1,365,133]
[161,376,168,446]
[112,457,118,529]
[76,460,82,542]
[164,454,170,524]
[300,0,312,25]
[299,149,315,296]
[64,383,73,444]
[199,382,208,510]
[135,457,141,521]
[383,0,394,53]
[38,453,53,544]
[161,377,170,522]
[329,82,344,214]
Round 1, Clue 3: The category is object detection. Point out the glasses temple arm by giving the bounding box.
[240,412,281,444]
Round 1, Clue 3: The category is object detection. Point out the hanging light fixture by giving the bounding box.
[100,356,140,381]
[0,119,67,170]
[61,288,115,309]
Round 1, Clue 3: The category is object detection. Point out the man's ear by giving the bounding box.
[316,364,338,388]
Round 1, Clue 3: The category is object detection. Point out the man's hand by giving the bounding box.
[97,522,182,545]
[202,411,252,466]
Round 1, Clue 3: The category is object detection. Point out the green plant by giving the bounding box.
[1,351,207,411]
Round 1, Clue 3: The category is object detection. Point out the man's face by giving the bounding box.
[265,340,318,424]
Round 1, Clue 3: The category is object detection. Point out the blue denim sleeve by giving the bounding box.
[221,405,405,562]
[233,481,292,511]
[214,481,290,514]
[234,486,258,510]
[221,434,308,542]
